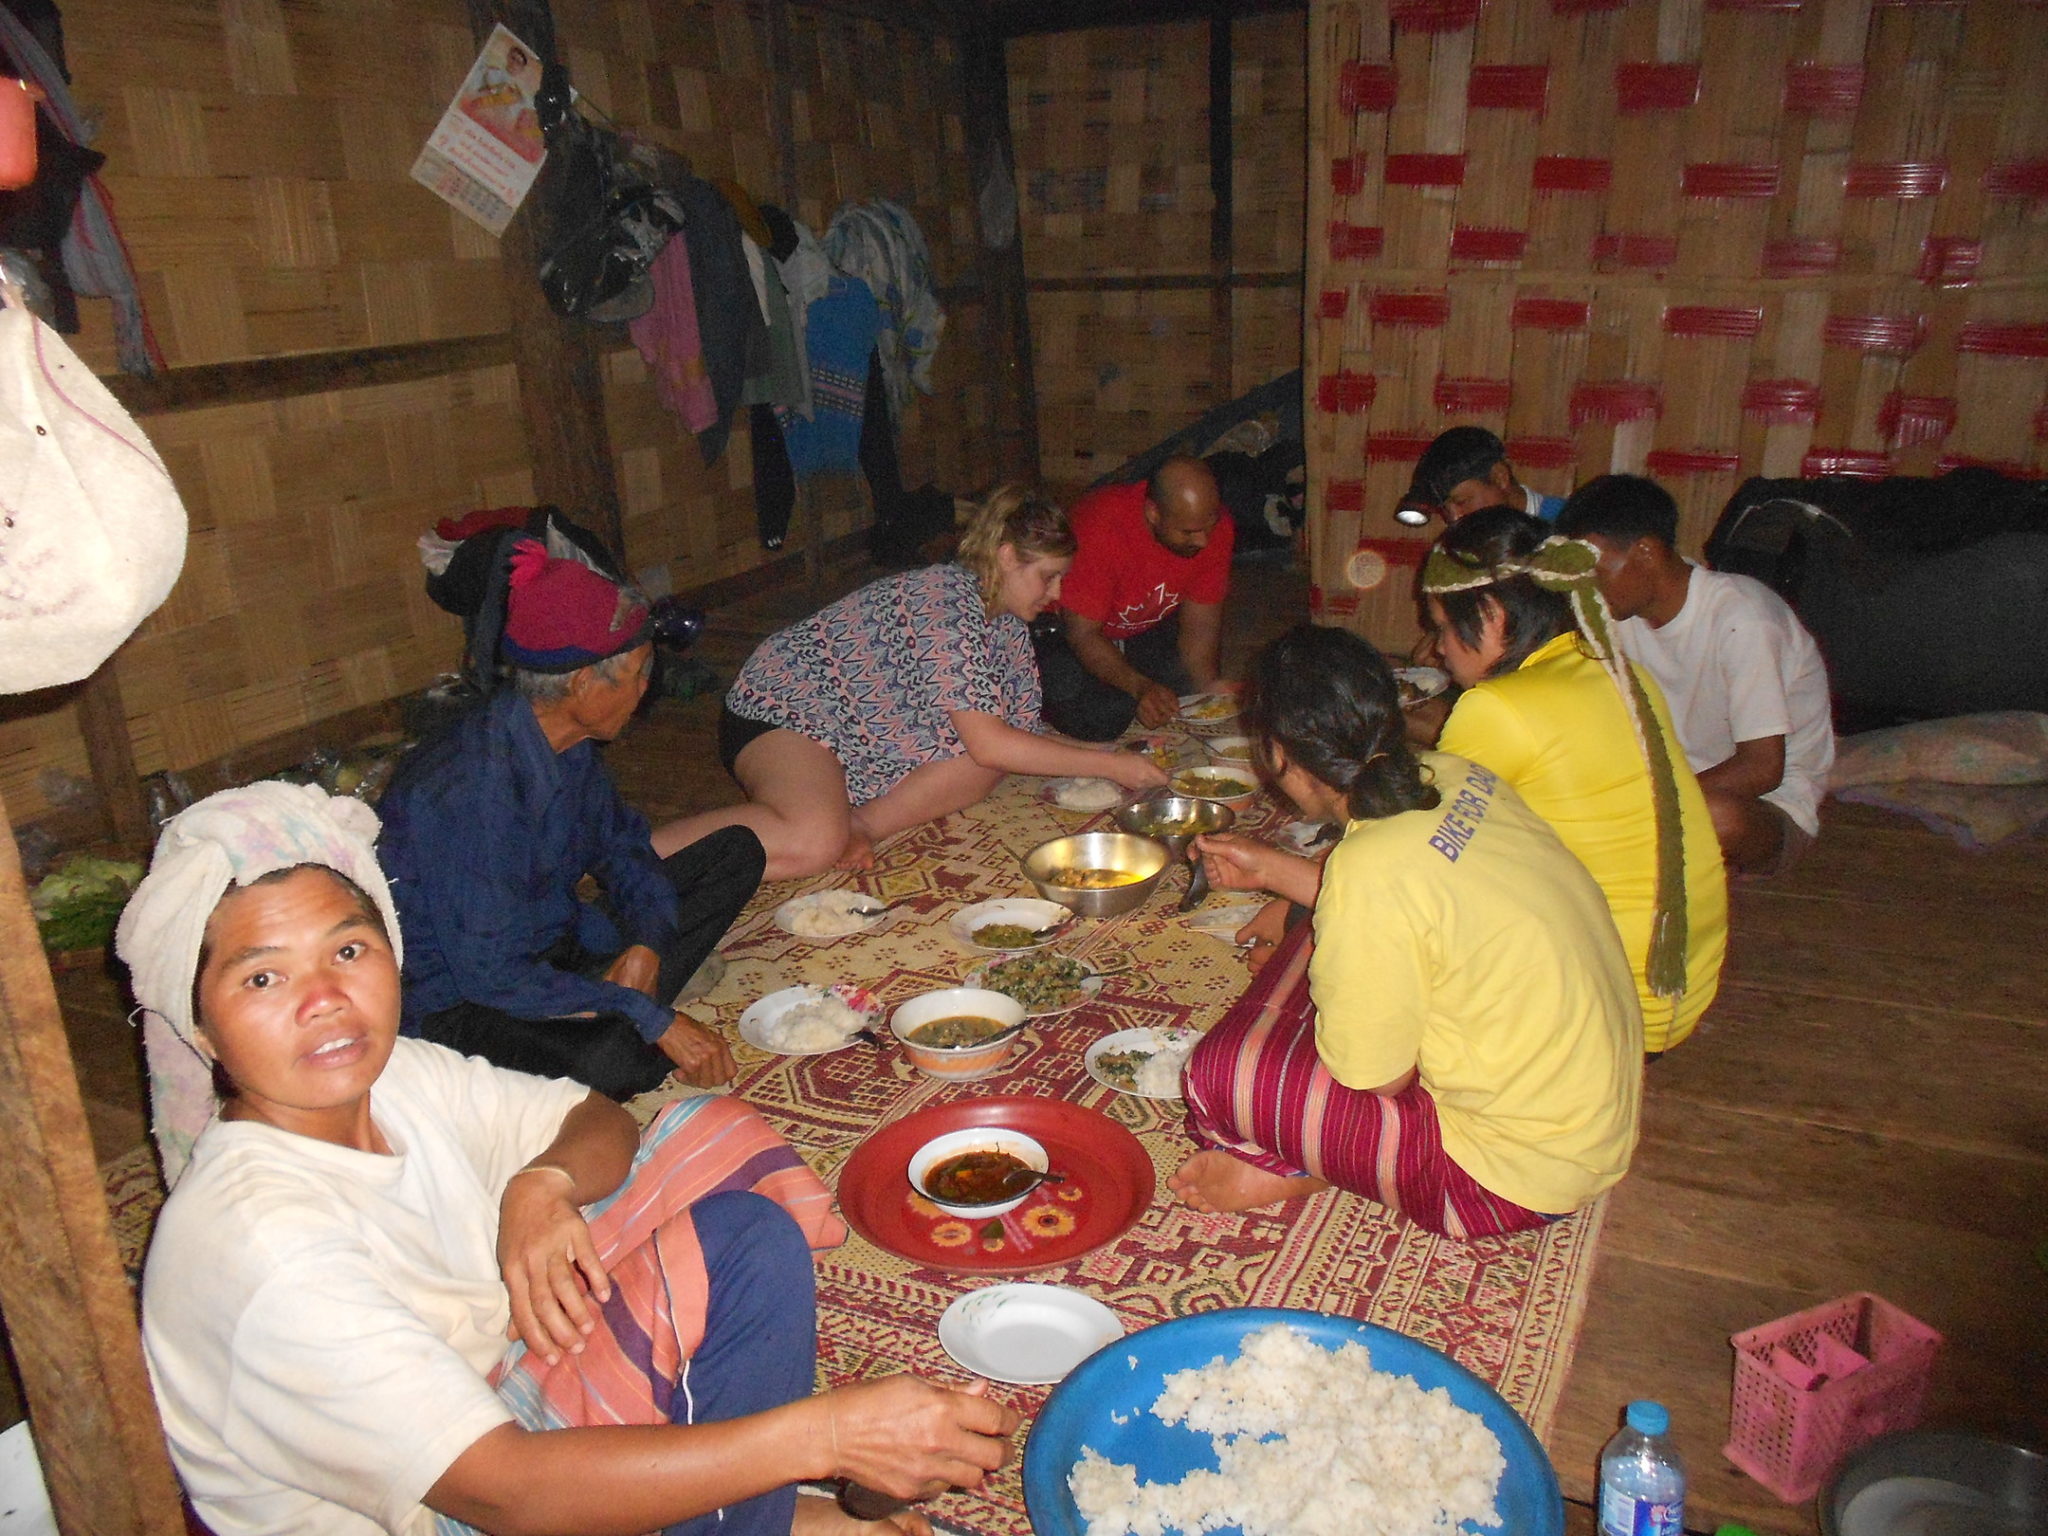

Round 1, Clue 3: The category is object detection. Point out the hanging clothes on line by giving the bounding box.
[769,209,834,423]
[628,232,719,435]
[774,273,881,480]
[738,235,805,413]
[0,2,160,374]
[822,199,943,421]
[672,174,766,465]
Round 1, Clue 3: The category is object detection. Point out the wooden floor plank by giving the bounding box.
[1548,1253,1836,1534]
[1663,990,2048,1157]
[1720,931,2046,1023]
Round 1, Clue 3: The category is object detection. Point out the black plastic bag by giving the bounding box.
[534,108,681,322]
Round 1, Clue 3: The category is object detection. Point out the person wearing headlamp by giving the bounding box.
[1397,427,1567,528]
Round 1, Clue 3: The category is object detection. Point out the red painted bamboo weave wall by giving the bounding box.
[1305,0,2048,647]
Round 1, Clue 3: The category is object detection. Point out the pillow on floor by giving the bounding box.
[1831,711,2048,788]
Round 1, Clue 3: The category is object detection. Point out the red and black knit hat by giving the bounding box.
[500,538,651,673]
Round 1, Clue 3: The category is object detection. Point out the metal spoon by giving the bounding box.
[851,897,910,917]
[997,1167,1070,1195]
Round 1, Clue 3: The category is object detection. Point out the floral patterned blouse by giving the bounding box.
[726,562,1043,805]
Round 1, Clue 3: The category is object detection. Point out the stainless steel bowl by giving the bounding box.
[1021,831,1171,917]
[1113,794,1237,863]
[1822,1431,2047,1536]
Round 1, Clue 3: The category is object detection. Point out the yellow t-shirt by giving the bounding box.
[1439,631,1729,1052]
[1310,752,1643,1215]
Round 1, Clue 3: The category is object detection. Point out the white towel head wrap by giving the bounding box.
[113,781,401,1187]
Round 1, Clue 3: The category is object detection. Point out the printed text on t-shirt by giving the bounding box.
[1427,764,1499,863]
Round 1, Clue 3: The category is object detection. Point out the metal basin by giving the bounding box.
[1113,794,1236,863]
[1020,831,1171,917]
[1823,1431,2048,1536]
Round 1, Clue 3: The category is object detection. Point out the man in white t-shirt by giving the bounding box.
[1558,475,1836,874]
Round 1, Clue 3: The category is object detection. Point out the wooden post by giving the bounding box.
[961,24,1041,481]
[0,787,184,1534]
[72,658,150,848]
[465,0,626,558]
[1208,4,1236,414]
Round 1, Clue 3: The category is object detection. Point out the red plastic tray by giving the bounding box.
[837,1096,1155,1276]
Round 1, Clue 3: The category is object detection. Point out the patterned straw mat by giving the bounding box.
[101,768,1604,1536]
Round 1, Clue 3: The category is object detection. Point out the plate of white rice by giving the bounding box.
[736,984,880,1055]
[1022,1308,1562,1536]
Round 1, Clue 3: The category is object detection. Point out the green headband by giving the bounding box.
[1425,534,1692,1001]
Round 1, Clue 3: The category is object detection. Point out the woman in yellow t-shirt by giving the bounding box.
[1170,626,1643,1237]
[1422,508,1727,1053]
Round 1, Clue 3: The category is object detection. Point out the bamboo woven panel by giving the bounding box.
[0,705,96,828]
[1235,284,1305,399]
[1009,21,1216,279]
[62,0,510,372]
[73,363,522,809]
[1031,284,1231,485]
[1304,0,2048,649]
[1234,11,1309,276]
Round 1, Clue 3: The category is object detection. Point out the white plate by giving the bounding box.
[1395,665,1450,707]
[948,898,1074,954]
[773,890,895,941]
[1177,691,1240,729]
[736,984,880,1056]
[938,1284,1124,1386]
[963,955,1106,1016]
[1205,734,1255,765]
[1184,903,1264,937]
[1085,1026,1201,1100]
[1040,776,1126,814]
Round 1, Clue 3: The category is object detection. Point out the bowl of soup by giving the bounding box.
[1020,831,1171,917]
[906,1127,1050,1217]
[889,986,1029,1080]
[1169,765,1259,808]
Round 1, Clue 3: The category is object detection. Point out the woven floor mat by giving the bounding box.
[101,770,1604,1536]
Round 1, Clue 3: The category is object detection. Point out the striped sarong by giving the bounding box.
[1180,924,1553,1240]
[434,1094,845,1536]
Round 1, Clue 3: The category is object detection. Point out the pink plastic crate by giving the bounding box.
[1725,1292,1942,1503]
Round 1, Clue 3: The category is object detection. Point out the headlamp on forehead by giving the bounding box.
[1394,498,1440,528]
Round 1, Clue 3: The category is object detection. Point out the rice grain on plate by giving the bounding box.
[759,995,864,1051]
[1069,1322,1503,1536]
[784,890,879,938]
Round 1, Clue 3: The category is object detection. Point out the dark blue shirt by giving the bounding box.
[377,692,679,1042]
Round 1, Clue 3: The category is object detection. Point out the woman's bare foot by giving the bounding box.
[833,822,876,872]
[791,1492,931,1536]
[1168,1150,1329,1214]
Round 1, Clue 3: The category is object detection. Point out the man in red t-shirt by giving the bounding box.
[1036,456,1234,739]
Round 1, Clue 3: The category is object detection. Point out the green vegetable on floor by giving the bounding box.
[31,854,143,956]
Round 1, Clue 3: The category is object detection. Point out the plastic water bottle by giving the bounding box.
[1598,1400,1686,1536]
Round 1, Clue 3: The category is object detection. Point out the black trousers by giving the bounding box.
[415,826,765,1100]
[1033,613,1196,741]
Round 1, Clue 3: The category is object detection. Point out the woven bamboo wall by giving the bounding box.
[1011,15,1307,490]
[1305,0,2048,649]
[0,0,1008,826]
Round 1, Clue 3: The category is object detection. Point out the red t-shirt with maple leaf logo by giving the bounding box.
[1057,481,1234,641]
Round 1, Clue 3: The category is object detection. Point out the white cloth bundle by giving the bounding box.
[0,303,185,694]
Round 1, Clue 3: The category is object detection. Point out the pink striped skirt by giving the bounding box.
[485,1093,844,1431]
[1181,924,1554,1240]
